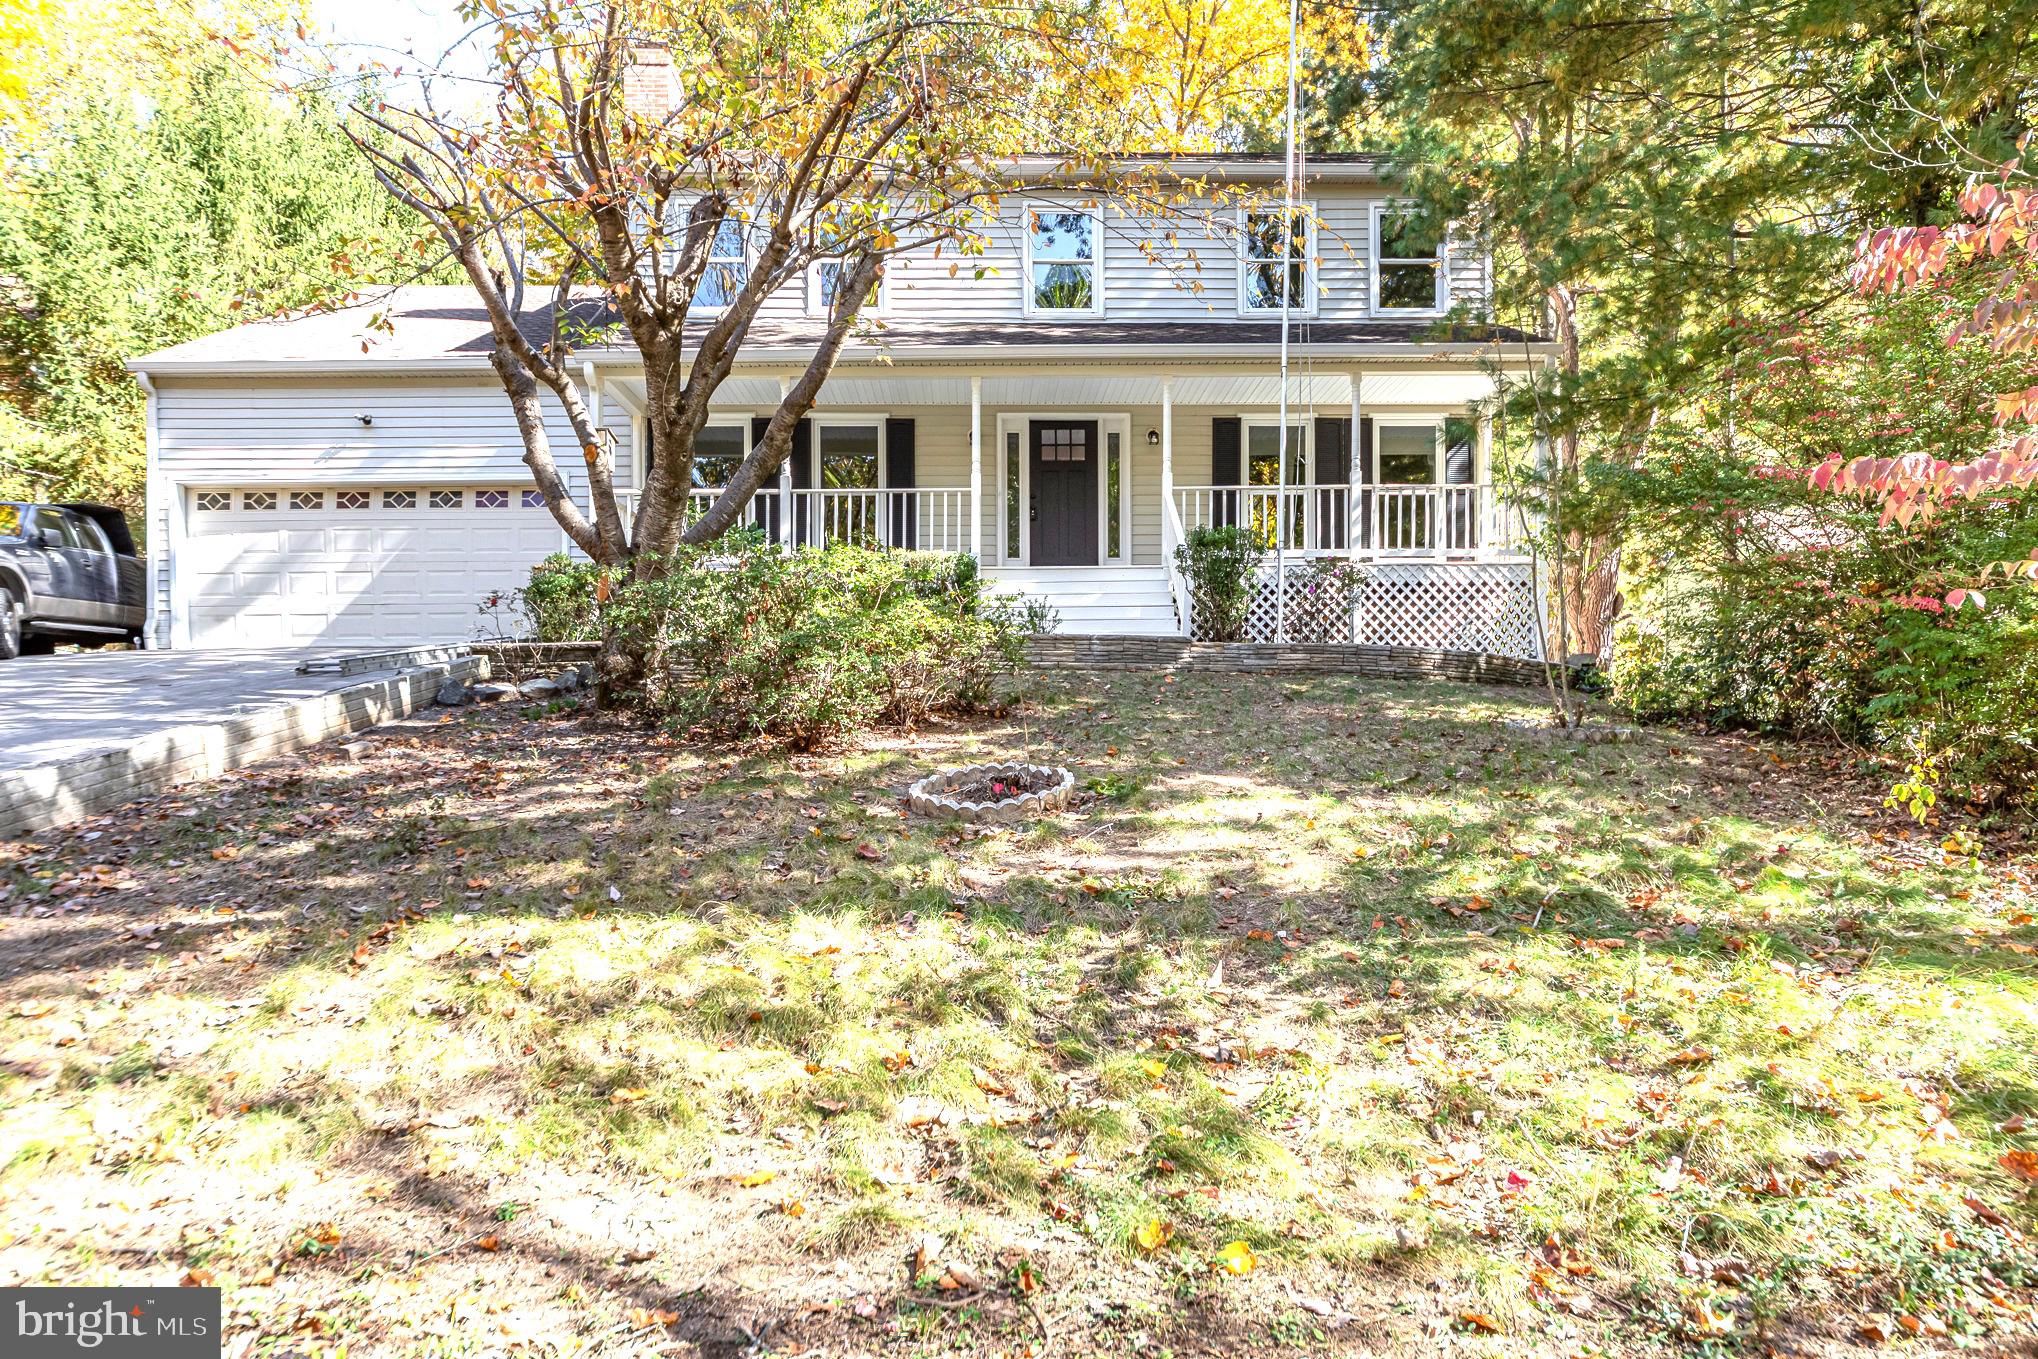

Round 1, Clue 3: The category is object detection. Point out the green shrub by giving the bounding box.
[513,553,605,643]
[592,542,1041,749]
[1603,280,2038,812]
[1174,525,1264,641]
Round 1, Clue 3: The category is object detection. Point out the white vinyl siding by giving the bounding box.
[740,189,1486,324]
[152,377,633,493]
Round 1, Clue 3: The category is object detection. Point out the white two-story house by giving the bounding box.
[128,155,1555,658]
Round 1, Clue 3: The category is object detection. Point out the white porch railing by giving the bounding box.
[1172,483,1527,557]
[620,486,971,554]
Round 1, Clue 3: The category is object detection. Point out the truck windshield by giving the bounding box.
[0,504,22,540]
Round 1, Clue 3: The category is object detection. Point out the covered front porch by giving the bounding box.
[596,358,1546,656]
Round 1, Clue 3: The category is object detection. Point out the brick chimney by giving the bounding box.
[623,45,679,119]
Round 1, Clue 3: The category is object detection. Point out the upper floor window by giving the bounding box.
[692,217,749,311]
[1239,206,1315,314]
[1373,206,1446,313]
[808,258,885,318]
[1024,208,1101,315]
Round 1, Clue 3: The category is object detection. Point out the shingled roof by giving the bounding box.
[131,286,1545,372]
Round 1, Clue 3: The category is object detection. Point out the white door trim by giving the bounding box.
[993,411,1131,567]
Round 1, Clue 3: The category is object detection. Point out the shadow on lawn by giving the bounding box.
[5,669,2035,1351]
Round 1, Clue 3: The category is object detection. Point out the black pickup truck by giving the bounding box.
[0,502,147,658]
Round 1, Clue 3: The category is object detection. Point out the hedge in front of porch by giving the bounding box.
[511,540,1049,748]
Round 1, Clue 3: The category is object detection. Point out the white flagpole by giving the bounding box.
[1274,0,1300,641]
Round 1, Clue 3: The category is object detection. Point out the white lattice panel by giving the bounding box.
[1216,561,1545,660]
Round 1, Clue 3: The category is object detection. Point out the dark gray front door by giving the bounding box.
[1028,421,1098,566]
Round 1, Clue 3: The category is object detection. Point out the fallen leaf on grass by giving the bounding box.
[475,1235,500,1252]
[610,1087,649,1105]
[180,1269,214,1287]
[625,1307,679,1329]
[779,1199,806,1217]
[970,1065,1010,1097]
[1134,1218,1171,1252]
[1856,1317,1891,1343]
[1212,1240,1256,1275]
[2000,1149,2038,1181]
[1456,1312,1503,1334]
[734,1171,776,1188]
[1688,1299,1735,1337]
[1666,1046,1713,1066]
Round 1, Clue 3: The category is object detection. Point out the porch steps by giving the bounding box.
[984,566,1181,637]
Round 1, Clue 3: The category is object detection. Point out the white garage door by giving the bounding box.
[182,486,566,647]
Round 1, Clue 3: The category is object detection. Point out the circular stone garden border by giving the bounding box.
[907,762,1075,823]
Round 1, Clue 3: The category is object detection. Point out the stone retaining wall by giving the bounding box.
[0,655,489,840]
[477,637,1563,690]
[1024,635,1563,688]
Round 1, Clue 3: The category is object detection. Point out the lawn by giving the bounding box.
[2,669,2036,1357]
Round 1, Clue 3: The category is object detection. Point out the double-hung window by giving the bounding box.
[1243,419,1310,548]
[808,257,884,317]
[1024,208,1101,315]
[691,422,749,489]
[691,217,749,310]
[1372,205,1447,313]
[814,421,883,547]
[1239,206,1315,314]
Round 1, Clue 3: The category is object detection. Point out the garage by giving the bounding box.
[181,486,565,647]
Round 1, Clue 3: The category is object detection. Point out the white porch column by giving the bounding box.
[1348,370,1365,646]
[969,375,982,561]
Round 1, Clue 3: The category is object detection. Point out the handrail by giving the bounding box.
[1162,493,1192,636]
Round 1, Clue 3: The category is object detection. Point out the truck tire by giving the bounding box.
[0,587,18,660]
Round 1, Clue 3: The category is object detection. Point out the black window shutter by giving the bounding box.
[790,418,814,543]
[791,419,813,488]
[885,417,916,549]
[1312,416,1350,550]
[746,416,775,536]
[1211,417,1241,528]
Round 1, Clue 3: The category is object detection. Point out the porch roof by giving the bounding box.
[130,286,1553,376]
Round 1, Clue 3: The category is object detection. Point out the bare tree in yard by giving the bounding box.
[342,0,1094,698]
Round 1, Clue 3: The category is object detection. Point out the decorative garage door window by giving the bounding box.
[194,488,539,512]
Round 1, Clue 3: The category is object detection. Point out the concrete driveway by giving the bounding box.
[0,647,486,837]
[0,648,384,774]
